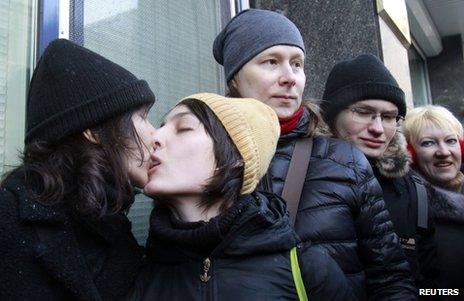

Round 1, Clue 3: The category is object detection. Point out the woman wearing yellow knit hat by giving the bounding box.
[129,93,354,300]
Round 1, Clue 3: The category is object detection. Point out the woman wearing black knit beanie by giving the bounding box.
[213,9,416,300]
[0,39,157,300]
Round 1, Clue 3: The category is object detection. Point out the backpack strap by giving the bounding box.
[290,246,308,301]
[282,138,313,226]
[410,174,428,230]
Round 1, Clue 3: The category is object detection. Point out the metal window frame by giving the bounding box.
[37,0,59,57]
[410,38,432,104]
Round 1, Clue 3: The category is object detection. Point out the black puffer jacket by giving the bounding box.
[258,110,416,300]
[372,132,438,289]
[130,192,355,301]
[0,170,145,301]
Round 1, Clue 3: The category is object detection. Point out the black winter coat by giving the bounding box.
[130,192,355,301]
[372,132,438,290]
[258,110,416,300]
[428,185,464,292]
[0,170,145,301]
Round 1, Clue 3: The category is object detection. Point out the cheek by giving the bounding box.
[452,148,462,165]
[181,140,215,178]
[335,116,362,141]
[415,147,433,163]
[295,73,306,91]
[415,149,435,174]
[384,129,396,144]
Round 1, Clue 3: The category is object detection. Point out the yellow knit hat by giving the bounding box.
[179,93,280,194]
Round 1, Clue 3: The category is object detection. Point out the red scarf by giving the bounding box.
[279,106,303,135]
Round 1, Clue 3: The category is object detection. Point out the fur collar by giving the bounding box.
[375,131,410,179]
[429,186,464,223]
[319,126,411,179]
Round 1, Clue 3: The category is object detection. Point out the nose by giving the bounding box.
[152,127,164,149]
[436,142,452,157]
[278,64,296,87]
[367,116,385,135]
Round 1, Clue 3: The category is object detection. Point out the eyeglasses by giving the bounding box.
[347,107,404,129]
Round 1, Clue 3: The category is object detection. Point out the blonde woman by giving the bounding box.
[404,105,464,290]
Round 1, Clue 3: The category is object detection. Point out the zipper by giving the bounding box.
[200,257,213,301]
[198,195,263,300]
[200,257,211,282]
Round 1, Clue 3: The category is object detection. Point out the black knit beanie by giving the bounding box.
[213,9,305,83]
[321,54,406,126]
[25,39,156,144]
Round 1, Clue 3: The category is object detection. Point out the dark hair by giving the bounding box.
[178,98,244,213]
[3,103,152,218]
[227,83,325,137]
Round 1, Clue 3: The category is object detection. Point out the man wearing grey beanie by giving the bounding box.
[213,8,416,300]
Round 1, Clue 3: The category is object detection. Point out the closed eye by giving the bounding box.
[177,127,193,133]
[381,114,397,121]
[352,108,374,116]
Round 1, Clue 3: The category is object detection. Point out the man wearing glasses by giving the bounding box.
[321,54,437,292]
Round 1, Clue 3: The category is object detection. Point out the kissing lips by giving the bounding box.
[148,156,161,176]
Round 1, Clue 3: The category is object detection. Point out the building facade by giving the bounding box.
[2,0,463,243]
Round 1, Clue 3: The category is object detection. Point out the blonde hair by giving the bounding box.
[403,105,463,143]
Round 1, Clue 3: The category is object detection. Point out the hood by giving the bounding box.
[375,131,410,179]
[429,185,464,223]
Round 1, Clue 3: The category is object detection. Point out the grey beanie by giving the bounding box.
[213,9,305,83]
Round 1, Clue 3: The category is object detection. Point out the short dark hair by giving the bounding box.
[3,103,153,218]
[178,98,244,213]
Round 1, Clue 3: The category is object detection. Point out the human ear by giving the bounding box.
[230,77,238,91]
[406,142,417,165]
[83,129,99,144]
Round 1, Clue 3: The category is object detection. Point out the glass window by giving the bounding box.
[408,44,431,106]
[0,0,34,174]
[68,0,226,244]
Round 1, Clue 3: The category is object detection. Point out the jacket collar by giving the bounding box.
[279,109,310,141]
[429,185,464,223]
[147,192,299,261]
[3,170,102,301]
[321,125,410,179]
[374,131,410,179]
[3,170,66,224]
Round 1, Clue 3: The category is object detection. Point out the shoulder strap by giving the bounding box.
[410,175,428,229]
[282,138,313,226]
[290,247,308,301]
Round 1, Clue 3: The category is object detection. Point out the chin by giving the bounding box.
[359,147,384,159]
[276,108,297,119]
[143,182,158,196]
[435,174,456,184]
